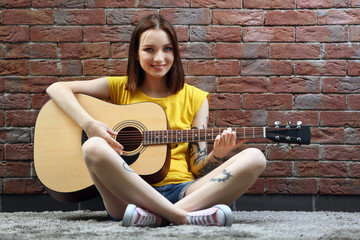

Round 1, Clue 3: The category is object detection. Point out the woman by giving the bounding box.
[46,14,266,227]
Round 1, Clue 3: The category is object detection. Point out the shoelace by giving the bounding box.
[186,207,219,226]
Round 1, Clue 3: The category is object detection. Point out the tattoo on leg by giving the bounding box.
[122,162,135,173]
[210,169,233,183]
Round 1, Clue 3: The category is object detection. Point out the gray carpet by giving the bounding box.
[1,210,360,239]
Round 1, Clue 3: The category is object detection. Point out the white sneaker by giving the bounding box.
[185,204,233,226]
[122,204,164,227]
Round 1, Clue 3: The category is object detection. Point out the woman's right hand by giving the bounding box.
[84,119,124,155]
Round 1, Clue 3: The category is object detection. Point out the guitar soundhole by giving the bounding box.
[117,127,142,152]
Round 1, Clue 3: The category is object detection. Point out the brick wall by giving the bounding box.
[1,0,360,198]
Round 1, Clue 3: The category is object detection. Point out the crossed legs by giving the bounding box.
[82,137,266,225]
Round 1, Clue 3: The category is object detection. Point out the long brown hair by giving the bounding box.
[126,14,184,94]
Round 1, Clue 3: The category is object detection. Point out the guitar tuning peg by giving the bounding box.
[286,121,291,128]
[297,144,303,150]
[275,121,281,128]
[286,144,292,150]
[297,121,302,129]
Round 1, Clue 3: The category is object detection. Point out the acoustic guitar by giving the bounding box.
[34,94,311,202]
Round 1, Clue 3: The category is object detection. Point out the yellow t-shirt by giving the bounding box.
[107,76,209,186]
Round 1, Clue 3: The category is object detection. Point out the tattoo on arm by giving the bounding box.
[189,142,207,166]
[210,169,233,183]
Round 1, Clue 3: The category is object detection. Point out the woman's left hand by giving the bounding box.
[212,128,247,161]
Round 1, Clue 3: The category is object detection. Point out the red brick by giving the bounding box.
[218,77,267,93]
[0,26,29,42]
[352,0,360,6]
[296,26,348,42]
[1,93,31,110]
[350,26,360,41]
[267,178,318,194]
[180,43,215,59]
[212,10,263,25]
[320,179,360,195]
[111,43,129,59]
[0,162,31,177]
[190,26,242,42]
[318,9,360,25]
[1,128,31,144]
[188,60,239,76]
[243,27,294,42]
[217,43,267,59]
[323,43,360,59]
[247,178,265,194]
[138,0,189,7]
[0,111,4,126]
[2,9,53,24]
[295,161,347,177]
[185,76,216,93]
[0,144,3,161]
[311,127,344,144]
[0,0,30,7]
[86,0,135,7]
[345,128,360,144]
[30,60,82,76]
[348,61,360,76]
[216,110,267,126]
[268,145,319,160]
[32,0,87,7]
[32,93,50,109]
[262,161,292,177]
[349,163,360,177]
[3,178,45,194]
[321,111,360,127]
[243,94,293,110]
[265,10,316,25]
[298,0,349,8]
[209,93,241,110]
[294,60,346,76]
[5,43,57,59]
[269,77,321,93]
[322,145,360,160]
[242,60,292,76]
[84,26,133,42]
[5,144,33,160]
[0,44,5,58]
[0,60,28,75]
[60,43,110,59]
[6,77,57,93]
[6,110,38,127]
[270,43,320,59]
[192,0,241,8]
[54,9,105,25]
[349,95,360,110]
[107,9,157,25]
[84,59,127,76]
[268,111,319,126]
[31,26,82,42]
[294,94,346,110]
[244,0,295,9]
[174,26,189,42]
[322,77,360,93]
[160,8,211,25]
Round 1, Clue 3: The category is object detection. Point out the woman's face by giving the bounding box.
[138,29,174,82]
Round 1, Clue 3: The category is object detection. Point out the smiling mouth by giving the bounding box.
[151,65,166,70]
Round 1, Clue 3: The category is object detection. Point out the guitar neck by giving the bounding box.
[143,127,266,145]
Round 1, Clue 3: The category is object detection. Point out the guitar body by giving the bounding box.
[34,94,170,202]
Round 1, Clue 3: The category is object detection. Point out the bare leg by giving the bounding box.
[82,137,188,224]
[175,148,266,211]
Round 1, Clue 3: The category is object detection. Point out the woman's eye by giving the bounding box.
[144,48,153,52]
[164,47,173,51]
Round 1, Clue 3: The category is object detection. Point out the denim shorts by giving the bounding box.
[152,180,194,204]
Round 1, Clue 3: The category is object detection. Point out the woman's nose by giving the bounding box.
[154,51,164,62]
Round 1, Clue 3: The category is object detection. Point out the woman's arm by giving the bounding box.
[188,98,246,177]
[46,77,123,154]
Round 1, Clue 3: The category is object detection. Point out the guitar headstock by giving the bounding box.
[266,121,311,145]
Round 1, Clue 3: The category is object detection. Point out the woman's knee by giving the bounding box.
[242,147,267,172]
[82,137,108,166]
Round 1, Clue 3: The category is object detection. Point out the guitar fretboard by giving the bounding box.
[142,127,266,145]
